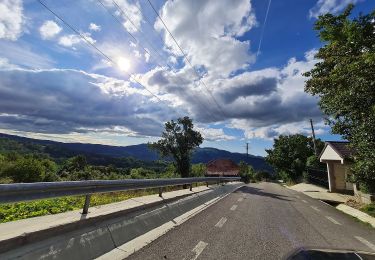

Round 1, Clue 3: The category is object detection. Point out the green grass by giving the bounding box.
[360,203,375,218]
[0,185,190,223]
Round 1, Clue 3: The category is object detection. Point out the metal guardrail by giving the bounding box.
[0,177,240,214]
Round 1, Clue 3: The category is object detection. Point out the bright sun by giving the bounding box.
[117,57,130,71]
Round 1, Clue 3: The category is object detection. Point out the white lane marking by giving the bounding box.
[238,198,243,202]
[326,216,342,225]
[215,217,227,228]
[230,205,238,211]
[189,241,208,260]
[355,236,375,251]
[302,200,308,203]
[310,206,320,212]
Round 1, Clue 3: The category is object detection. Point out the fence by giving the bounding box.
[0,177,241,214]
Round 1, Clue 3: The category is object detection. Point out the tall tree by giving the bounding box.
[265,134,324,182]
[304,5,375,192]
[150,117,203,178]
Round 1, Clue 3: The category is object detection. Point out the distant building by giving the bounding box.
[206,159,239,177]
[319,141,354,193]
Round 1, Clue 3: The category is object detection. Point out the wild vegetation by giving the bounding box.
[304,5,375,193]
[265,134,325,183]
[0,132,208,223]
[149,116,203,178]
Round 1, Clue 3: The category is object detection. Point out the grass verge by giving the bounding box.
[0,185,203,223]
[360,203,375,218]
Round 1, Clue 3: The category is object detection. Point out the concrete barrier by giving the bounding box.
[0,183,243,260]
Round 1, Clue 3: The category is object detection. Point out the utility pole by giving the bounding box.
[310,119,318,156]
[246,142,249,158]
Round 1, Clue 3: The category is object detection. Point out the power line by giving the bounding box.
[145,0,227,120]
[37,0,177,115]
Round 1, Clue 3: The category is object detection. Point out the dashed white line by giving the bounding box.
[215,217,227,228]
[302,200,308,203]
[185,241,208,260]
[310,206,320,212]
[237,198,243,202]
[230,205,238,211]
[325,216,341,225]
[355,236,375,251]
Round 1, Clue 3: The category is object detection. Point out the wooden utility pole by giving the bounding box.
[246,142,249,158]
[310,119,318,156]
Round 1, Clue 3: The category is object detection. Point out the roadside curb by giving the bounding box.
[0,183,243,259]
[336,204,375,228]
[281,184,375,228]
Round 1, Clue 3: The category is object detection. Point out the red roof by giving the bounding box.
[206,159,239,176]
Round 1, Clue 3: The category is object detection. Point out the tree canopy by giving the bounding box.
[304,5,375,192]
[149,117,203,178]
[265,134,324,182]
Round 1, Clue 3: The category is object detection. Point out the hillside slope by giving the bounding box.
[0,133,272,171]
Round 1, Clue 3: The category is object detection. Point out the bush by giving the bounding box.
[2,158,47,182]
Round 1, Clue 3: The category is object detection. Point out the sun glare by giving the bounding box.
[117,57,131,71]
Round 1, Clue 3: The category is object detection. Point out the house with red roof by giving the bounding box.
[205,159,239,177]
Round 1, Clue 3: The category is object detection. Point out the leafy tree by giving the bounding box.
[3,157,46,182]
[68,155,87,171]
[191,163,206,177]
[306,155,326,170]
[149,117,203,178]
[238,161,256,183]
[265,134,324,182]
[304,5,375,192]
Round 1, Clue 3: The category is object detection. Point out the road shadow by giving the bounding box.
[234,185,292,201]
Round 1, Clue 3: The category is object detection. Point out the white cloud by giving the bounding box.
[196,127,236,141]
[0,41,54,69]
[0,57,18,69]
[135,48,322,140]
[102,0,142,33]
[155,0,257,78]
[0,67,178,136]
[145,51,150,63]
[39,20,62,40]
[89,23,101,32]
[0,0,24,40]
[58,32,95,48]
[309,0,362,18]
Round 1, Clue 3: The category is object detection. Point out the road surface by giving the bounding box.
[127,182,375,260]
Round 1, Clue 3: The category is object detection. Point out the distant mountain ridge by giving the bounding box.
[0,133,272,171]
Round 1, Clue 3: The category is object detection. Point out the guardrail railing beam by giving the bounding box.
[0,177,241,207]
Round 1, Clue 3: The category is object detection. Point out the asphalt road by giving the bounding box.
[127,182,375,260]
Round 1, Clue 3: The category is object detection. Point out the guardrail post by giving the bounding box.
[190,183,193,191]
[159,187,163,197]
[82,195,91,214]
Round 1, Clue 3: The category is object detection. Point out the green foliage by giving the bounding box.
[304,5,375,191]
[1,157,58,183]
[266,134,324,182]
[191,163,206,177]
[149,116,203,178]
[360,203,375,218]
[238,161,257,183]
[0,190,158,223]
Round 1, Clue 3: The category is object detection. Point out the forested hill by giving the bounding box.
[0,133,271,171]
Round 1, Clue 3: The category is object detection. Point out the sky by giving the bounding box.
[0,0,374,156]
